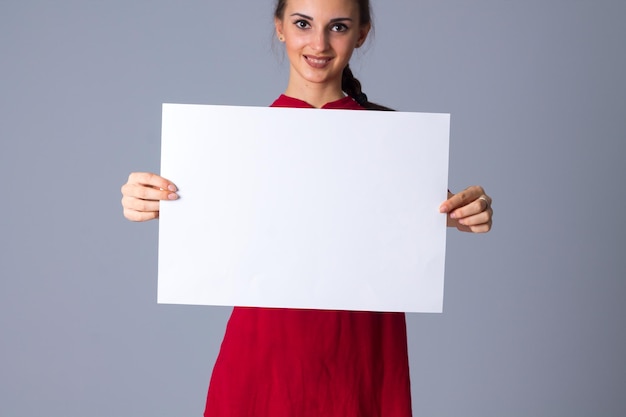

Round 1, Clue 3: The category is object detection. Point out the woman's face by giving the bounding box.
[275,0,370,91]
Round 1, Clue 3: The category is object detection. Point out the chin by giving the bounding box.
[300,70,341,86]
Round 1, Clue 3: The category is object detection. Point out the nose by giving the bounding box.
[310,28,329,52]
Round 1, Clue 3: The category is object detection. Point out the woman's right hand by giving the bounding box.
[120,172,178,222]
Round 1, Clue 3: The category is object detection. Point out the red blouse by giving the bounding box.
[203,95,412,417]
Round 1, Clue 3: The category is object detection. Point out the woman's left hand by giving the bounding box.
[439,185,493,233]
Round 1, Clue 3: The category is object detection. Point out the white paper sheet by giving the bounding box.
[158,103,449,313]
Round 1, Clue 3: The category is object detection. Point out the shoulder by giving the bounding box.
[321,96,364,110]
[270,95,313,108]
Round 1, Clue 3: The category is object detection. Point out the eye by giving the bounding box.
[330,23,349,32]
[294,19,311,29]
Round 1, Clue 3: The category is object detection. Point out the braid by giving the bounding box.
[341,65,367,105]
[342,65,393,111]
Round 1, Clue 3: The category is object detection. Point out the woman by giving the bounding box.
[121,0,493,415]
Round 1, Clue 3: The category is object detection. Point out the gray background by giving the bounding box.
[1,0,624,416]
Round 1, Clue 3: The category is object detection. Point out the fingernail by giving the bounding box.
[168,184,177,192]
[450,212,456,219]
[168,193,178,200]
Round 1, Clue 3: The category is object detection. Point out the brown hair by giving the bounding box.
[274,0,393,111]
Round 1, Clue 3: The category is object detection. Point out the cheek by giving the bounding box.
[335,39,357,59]
[284,41,300,59]
[287,34,309,49]
[283,34,300,49]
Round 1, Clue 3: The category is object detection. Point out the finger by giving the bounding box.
[123,208,160,222]
[121,196,161,213]
[439,185,484,213]
[457,208,492,227]
[449,197,485,220]
[478,195,492,211]
[121,183,178,201]
[457,209,493,233]
[455,219,492,233]
[128,172,177,192]
[466,220,492,233]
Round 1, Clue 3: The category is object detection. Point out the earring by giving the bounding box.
[278,35,285,42]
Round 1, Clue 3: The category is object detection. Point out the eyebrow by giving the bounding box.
[289,13,353,23]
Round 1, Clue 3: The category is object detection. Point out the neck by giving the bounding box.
[283,71,345,108]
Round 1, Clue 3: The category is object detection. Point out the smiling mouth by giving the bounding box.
[304,55,333,68]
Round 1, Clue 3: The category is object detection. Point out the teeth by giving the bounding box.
[307,57,328,64]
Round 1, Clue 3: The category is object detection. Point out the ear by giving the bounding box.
[356,23,371,48]
[274,17,285,41]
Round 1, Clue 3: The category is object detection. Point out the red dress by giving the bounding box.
[203,95,413,417]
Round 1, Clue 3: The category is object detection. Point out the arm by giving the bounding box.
[120,172,179,222]
[439,185,493,233]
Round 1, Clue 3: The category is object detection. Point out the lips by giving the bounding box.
[304,55,333,68]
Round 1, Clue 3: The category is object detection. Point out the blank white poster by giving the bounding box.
[158,103,449,312]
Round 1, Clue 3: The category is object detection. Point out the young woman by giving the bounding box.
[121,0,493,415]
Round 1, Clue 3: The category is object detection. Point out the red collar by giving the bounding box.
[271,94,364,110]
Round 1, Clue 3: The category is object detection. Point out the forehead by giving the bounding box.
[284,0,360,18]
